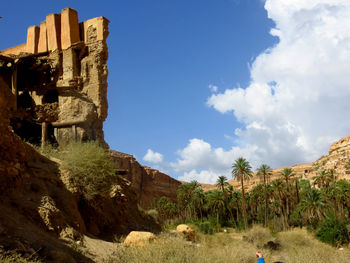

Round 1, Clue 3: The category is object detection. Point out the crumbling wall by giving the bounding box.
[0,8,110,147]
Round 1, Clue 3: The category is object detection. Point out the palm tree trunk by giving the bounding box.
[264,174,268,227]
[295,180,300,204]
[286,179,290,219]
[235,201,240,225]
[223,191,237,228]
[241,177,248,229]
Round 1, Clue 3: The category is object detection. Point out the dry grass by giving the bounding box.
[278,229,350,263]
[105,231,268,263]
[103,226,350,263]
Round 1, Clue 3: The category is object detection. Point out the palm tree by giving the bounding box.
[216,176,236,227]
[206,190,225,225]
[230,189,242,225]
[280,168,295,218]
[271,179,289,229]
[232,157,253,229]
[177,181,200,220]
[192,187,205,221]
[326,169,336,187]
[216,176,229,192]
[298,188,326,224]
[257,164,272,227]
[313,170,327,189]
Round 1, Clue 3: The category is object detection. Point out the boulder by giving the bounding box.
[123,231,156,247]
[176,224,195,241]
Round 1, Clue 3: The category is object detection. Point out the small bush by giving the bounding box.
[316,214,350,246]
[60,141,117,199]
[146,209,160,222]
[243,225,273,248]
[199,221,214,235]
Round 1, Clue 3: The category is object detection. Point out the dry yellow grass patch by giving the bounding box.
[102,226,349,263]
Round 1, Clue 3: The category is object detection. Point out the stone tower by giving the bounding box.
[0,8,109,147]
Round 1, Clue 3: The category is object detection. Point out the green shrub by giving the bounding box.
[316,214,350,246]
[199,221,214,235]
[0,247,41,263]
[60,141,117,200]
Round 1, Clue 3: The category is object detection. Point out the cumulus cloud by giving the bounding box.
[170,138,260,184]
[143,149,163,163]
[206,0,350,170]
[178,170,225,185]
[149,0,350,185]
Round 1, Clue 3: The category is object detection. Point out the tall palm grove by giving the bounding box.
[152,157,350,247]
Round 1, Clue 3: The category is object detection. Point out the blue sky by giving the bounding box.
[2,1,350,183]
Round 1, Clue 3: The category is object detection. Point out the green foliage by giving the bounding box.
[316,213,350,246]
[0,247,41,263]
[199,221,214,235]
[60,141,117,199]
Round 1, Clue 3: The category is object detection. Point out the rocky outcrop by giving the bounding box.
[0,115,160,261]
[110,151,181,208]
[0,9,161,261]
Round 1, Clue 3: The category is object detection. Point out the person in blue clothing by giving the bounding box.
[256,250,265,263]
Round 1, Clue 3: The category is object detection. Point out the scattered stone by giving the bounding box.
[123,231,156,247]
[176,224,195,241]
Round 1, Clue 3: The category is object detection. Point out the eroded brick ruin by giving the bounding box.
[0,8,109,147]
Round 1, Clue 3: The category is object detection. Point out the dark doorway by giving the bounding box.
[43,89,58,104]
[12,120,42,146]
[18,91,34,109]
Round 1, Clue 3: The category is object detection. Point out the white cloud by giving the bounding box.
[206,0,350,169]
[209,84,218,93]
[178,170,225,185]
[171,138,260,184]
[143,149,164,163]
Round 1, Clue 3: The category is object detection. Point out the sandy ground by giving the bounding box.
[83,235,120,262]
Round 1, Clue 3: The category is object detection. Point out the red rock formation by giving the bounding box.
[110,151,181,208]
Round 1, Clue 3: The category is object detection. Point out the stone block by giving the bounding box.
[46,13,61,51]
[61,8,80,50]
[80,16,109,43]
[26,26,39,54]
[38,21,48,53]
[62,48,78,81]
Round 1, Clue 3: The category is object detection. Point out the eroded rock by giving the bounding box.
[176,224,195,241]
[123,231,156,247]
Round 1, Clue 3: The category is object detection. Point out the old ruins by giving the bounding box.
[0,8,109,147]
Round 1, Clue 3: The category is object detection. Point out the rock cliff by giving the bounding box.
[110,151,181,208]
[0,8,161,262]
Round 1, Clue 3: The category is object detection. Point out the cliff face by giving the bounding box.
[0,8,161,262]
[110,151,181,208]
[0,87,160,262]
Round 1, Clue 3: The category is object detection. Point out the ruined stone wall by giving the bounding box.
[0,8,109,147]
